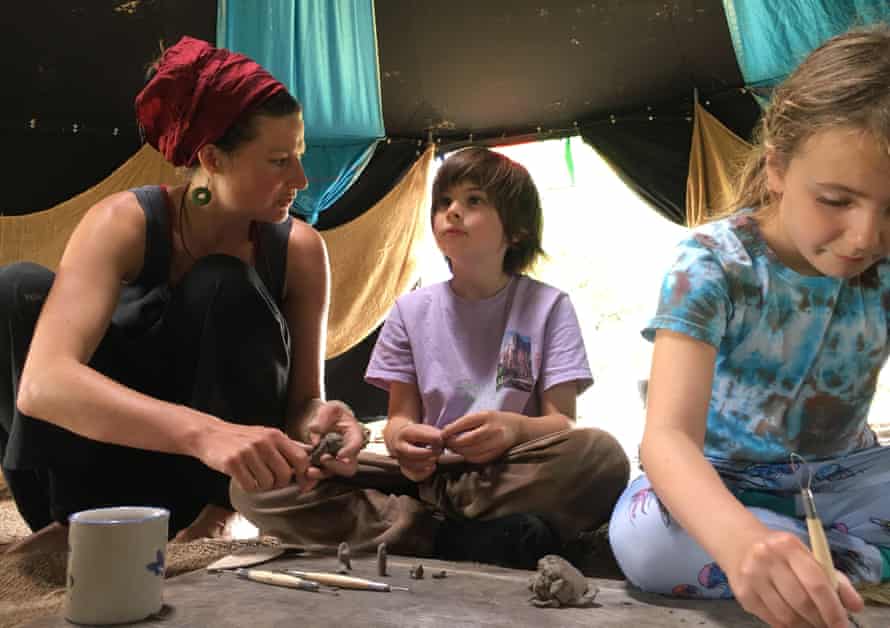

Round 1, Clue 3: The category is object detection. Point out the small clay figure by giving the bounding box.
[336,541,352,573]
[431,570,447,579]
[376,542,388,577]
[310,432,345,467]
[528,555,598,608]
[409,564,424,579]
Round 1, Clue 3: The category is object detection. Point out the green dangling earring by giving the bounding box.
[191,185,212,206]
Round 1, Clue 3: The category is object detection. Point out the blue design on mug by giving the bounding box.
[146,549,165,576]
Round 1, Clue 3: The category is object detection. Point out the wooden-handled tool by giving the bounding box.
[232,568,331,593]
[801,487,838,589]
[795,457,867,628]
[282,569,409,592]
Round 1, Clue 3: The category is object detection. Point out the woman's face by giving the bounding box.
[213,111,308,223]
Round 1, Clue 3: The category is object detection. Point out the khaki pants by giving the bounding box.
[231,427,629,556]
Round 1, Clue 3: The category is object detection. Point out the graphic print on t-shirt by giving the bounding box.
[497,331,533,392]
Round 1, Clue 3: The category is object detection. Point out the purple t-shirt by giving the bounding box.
[365,275,593,429]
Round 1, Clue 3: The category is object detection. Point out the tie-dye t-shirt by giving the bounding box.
[644,211,890,462]
[365,275,592,429]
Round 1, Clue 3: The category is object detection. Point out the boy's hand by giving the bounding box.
[441,411,520,463]
[727,529,863,628]
[390,423,444,482]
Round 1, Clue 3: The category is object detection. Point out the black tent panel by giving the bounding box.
[0,0,216,214]
[581,116,691,224]
[376,0,744,146]
[579,87,760,225]
[324,325,389,421]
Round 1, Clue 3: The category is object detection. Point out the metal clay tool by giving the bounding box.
[792,453,838,589]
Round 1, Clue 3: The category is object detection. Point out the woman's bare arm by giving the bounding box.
[17,191,310,491]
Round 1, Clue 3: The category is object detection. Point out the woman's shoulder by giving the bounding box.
[80,190,148,244]
[285,218,325,266]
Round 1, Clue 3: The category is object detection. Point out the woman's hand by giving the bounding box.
[196,422,315,493]
[304,401,366,479]
[727,530,863,628]
[389,423,444,481]
[440,411,520,464]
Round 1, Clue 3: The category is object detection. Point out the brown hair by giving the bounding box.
[432,147,545,275]
[722,24,890,221]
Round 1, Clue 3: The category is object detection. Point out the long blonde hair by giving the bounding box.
[719,24,890,221]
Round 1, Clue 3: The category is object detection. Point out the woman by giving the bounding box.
[0,36,365,552]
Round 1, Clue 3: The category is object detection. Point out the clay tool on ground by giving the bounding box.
[282,569,409,592]
[205,544,305,572]
[218,568,337,594]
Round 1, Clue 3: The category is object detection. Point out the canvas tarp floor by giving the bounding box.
[11,548,890,628]
[3,467,890,627]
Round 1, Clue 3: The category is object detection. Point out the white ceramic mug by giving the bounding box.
[65,506,169,625]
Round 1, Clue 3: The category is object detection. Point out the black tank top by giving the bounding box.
[112,185,292,332]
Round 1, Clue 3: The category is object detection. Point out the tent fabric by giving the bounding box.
[686,102,752,227]
[324,323,389,419]
[0,146,178,270]
[218,0,385,223]
[0,144,432,360]
[723,0,890,87]
[324,146,433,358]
[580,117,692,225]
[315,140,424,231]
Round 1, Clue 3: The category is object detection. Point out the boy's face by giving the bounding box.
[433,180,509,274]
[761,127,890,278]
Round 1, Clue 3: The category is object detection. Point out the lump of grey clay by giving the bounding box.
[528,555,598,608]
[376,542,388,577]
[311,432,344,466]
[337,541,352,572]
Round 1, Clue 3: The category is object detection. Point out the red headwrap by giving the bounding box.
[135,36,288,167]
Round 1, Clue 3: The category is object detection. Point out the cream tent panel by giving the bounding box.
[0,144,432,358]
[686,102,751,227]
[324,146,431,358]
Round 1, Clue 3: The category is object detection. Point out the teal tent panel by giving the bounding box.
[300,142,378,224]
[218,0,384,221]
[723,0,890,87]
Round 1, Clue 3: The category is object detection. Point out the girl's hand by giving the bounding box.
[390,423,443,481]
[727,530,863,628]
[305,401,366,479]
[440,411,520,463]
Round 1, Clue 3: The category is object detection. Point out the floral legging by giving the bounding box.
[609,445,890,598]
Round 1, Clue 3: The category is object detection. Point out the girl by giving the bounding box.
[232,147,629,568]
[0,37,366,553]
[608,26,890,628]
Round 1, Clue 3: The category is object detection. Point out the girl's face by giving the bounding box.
[212,112,308,223]
[433,180,509,274]
[762,127,890,278]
